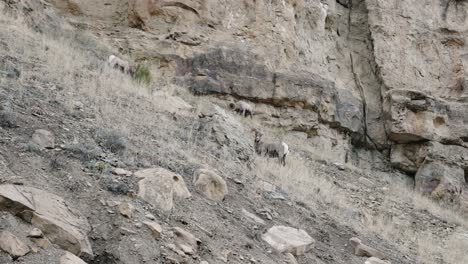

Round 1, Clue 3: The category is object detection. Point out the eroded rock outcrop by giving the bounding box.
[0,185,93,257]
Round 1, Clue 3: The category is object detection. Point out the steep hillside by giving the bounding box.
[0,0,468,264]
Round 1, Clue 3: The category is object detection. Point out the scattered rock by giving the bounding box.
[285,252,298,264]
[365,257,391,264]
[262,225,314,256]
[135,168,191,211]
[118,202,134,218]
[349,237,385,259]
[112,168,132,176]
[28,228,43,238]
[0,231,30,258]
[145,213,156,220]
[60,251,88,264]
[32,129,55,149]
[173,227,201,255]
[0,185,93,257]
[193,168,228,202]
[31,237,51,249]
[144,221,162,238]
[241,208,266,225]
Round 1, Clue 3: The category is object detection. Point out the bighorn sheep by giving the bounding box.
[108,55,130,74]
[229,100,253,118]
[254,130,289,166]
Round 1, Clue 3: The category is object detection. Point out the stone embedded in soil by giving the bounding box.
[60,251,88,264]
[31,237,51,249]
[365,257,391,264]
[0,185,93,257]
[118,202,134,218]
[173,227,201,255]
[143,221,162,238]
[112,168,132,176]
[134,168,191,211]
[285,253,299,264]
[350,237,385,259]
[0,231,30,258]
[28,228,43,238]
[193,168,228,202]
[31,129,55,149]
[241,208,266,225]
[262,225,314,256]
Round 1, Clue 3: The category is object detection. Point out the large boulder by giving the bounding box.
[262,225,314,256]
[0,185,93,257]
[391,141,468,203]
[134,168,191,211]
[192,168,228,202]
[0,231,30,258]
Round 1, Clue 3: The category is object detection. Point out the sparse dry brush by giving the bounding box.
[255,156,468,263]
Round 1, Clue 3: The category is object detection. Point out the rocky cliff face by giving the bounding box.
[51,0,468,202]
[1,0,468,263]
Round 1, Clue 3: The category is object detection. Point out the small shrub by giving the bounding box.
[23,142,41,153]
[132,64,152,85]
[64,143,101,161]
[95,161,108,173]
[95,129,127,154]
[50,155,65,171]
[0,111,17,128]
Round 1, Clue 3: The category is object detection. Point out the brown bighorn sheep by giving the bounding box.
[254,130,289,166]
[229,101,253,118]
[108,55,130,74]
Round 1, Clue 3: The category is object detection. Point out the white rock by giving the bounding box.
[28,228,43,238]
[262,225,314,256]
[135,168,191,211]
[32,129,55,149]
[112,168,132,176]
[0,231,30,258]
[118,202,134,218]
[193,168,228,202]
[60,251,88,264]
[143,221,162,238]
[350,237,385,259]
[145,213,156,220]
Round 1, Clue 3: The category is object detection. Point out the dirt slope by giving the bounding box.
[0,1,468,264]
